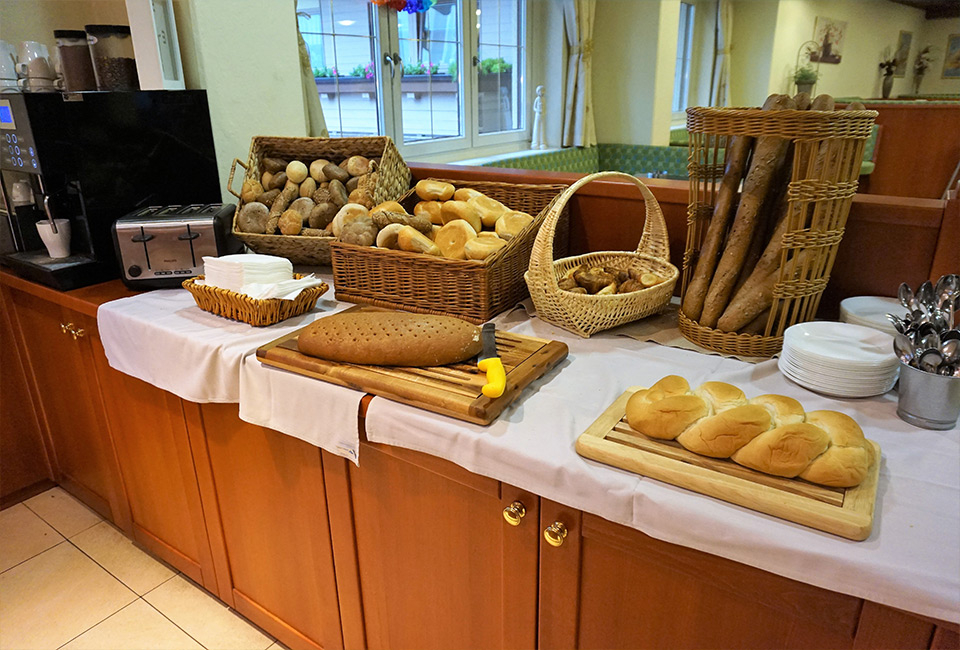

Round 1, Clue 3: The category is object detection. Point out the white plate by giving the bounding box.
[783,321,897,367]
[780,348,899,379]
[840,296,902,336]
[778,358,898,397]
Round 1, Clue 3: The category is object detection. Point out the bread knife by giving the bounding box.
[477,322,506,398]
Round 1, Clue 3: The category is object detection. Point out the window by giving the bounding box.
[297,0,529,157]
[672,2,695,114]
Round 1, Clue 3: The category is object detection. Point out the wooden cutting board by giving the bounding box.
[576,388,881,540]
[256,316,568,425]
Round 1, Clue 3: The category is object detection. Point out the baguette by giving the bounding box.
[681,134,754,320]
[699,94,797,328]
[625,375,876,487]
[717,249,813,332]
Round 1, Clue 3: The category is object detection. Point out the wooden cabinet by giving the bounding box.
[0,287,52,503]
[92,349,219,591]
[536,504,950,650]
[339,441,540,650]
[5,287,125,522]
[194,404,344,650]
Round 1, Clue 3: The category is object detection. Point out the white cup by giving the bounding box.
[36,219,71,258]
[16,41,54,80]
[0,40,16,82]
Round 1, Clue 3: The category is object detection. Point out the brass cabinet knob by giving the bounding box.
[59,322,85,340]
[502,501,526,526]
[60,322,70,334]
[544,522,568,547]
[73,327,86,339]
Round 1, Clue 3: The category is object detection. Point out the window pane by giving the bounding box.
[397,0,463,143]
[477,0,525,134]
[672,2,695,113]
[298,0,382,137]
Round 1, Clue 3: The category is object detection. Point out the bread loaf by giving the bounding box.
[298,312,482,366]
[624,376,875,487]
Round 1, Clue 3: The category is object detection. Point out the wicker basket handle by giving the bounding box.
[226,158,250,199]
[528,172,671,291]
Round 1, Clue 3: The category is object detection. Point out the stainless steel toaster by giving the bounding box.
[112,203,242,290]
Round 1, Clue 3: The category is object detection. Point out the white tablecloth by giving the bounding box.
[365,309,960,624]
[97,272,366,461]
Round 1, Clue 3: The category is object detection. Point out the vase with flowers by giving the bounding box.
[913,46,935,96]
[879,50,898,99]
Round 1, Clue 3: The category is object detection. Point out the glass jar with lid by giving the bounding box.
[55,29,97,91]
[85,24,139,91]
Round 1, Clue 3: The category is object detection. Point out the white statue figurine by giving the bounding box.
[531,85,546,150]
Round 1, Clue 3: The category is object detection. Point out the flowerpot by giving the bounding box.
[882,74,894,99]
[796,82,814,95]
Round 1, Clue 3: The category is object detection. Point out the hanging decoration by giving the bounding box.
[370,0,436,14]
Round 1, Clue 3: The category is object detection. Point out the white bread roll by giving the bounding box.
[435,220,477,259]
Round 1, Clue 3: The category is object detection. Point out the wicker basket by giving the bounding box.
[524,172,679,338]
[226,136,412,265]
[330,179,569,323]
[680,106,877,357]
[182,275,328,327]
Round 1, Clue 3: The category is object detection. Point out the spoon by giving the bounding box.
[899,282,916,311]
[938,364,956,377]
[894,332,916,366]
[886,313,907,334]
[918,348,943,373]
[918,281,935,310]
[916,322,940,350]
[941,337,960,365]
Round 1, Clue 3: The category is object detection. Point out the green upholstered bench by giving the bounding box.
[477,143,690,178]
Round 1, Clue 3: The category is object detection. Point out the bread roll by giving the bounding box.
[454,187,483,201]
[464,236,507,260]
[440,201,482,233]
[331,203,369,238]
[435,220,477,259]
[376,223,405,249]
[415,200,444,225]
[494,211,534,240]
[373,200,407,214]
[298,312,482,366]
[397,225,441,255]
[468,195,509,228]
[624,375,875,487]
[415,179,455,201]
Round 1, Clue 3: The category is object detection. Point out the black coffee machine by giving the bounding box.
[0,91,221,290]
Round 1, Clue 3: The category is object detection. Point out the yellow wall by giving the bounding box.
[0,0,128,54]
[173,0,307,202]
[917,17,960,95]
[728,0,779,106]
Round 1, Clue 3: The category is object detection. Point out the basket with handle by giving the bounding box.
[679,105,877,357]
[524,172,679,337]
[226,135,411,265]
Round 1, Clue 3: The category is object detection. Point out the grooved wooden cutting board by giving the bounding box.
[576,388,881,540]
[256,315,568,425]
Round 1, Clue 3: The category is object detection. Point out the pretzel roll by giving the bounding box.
[798,411,874,487]
[730,423,831,478]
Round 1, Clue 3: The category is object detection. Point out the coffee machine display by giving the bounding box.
[0,90,221,290]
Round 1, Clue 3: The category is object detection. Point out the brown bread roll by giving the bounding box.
[624,375,875,487]
[298,312,482,367]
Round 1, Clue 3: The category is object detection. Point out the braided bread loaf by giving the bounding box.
[625,376,876,487]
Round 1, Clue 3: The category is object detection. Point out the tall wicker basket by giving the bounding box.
[226,136,411,265]
[679,106,877,357]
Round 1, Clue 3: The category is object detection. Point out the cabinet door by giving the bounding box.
[346,441,540,650]
[0,287,52,502]
[93,348,217,590]
[8,290,122,520]
[196,404,343,650]
[536,503,940,650]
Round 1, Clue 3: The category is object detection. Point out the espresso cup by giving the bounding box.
[36,219,71,258]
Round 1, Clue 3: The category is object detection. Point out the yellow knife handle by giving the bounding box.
[478,357,506,398]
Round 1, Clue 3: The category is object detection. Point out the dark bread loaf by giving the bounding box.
[298,312,482,367]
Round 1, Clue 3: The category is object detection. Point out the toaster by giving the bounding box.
[113,203,243,290]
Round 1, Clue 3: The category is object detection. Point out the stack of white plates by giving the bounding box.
[779,321,899,398]
[839,296,901,336]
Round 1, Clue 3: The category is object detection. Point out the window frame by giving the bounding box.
[671,1,696,117]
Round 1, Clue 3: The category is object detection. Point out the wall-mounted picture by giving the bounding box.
[894,30,912,77]
[810,16,846,64]
[944,33,960,79]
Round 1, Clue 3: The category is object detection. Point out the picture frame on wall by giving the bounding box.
[894,30,912,77]
[944,34,960,79]
[810,16,846,65]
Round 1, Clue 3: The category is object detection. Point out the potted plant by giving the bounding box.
[793,65,819,95]
[478,57,514,132]
[879,49,899,99]
[912,46,935,95]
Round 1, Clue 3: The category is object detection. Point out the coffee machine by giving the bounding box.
[0,90,221,290]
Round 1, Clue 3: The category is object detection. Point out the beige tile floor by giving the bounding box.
[0,488,289,650]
